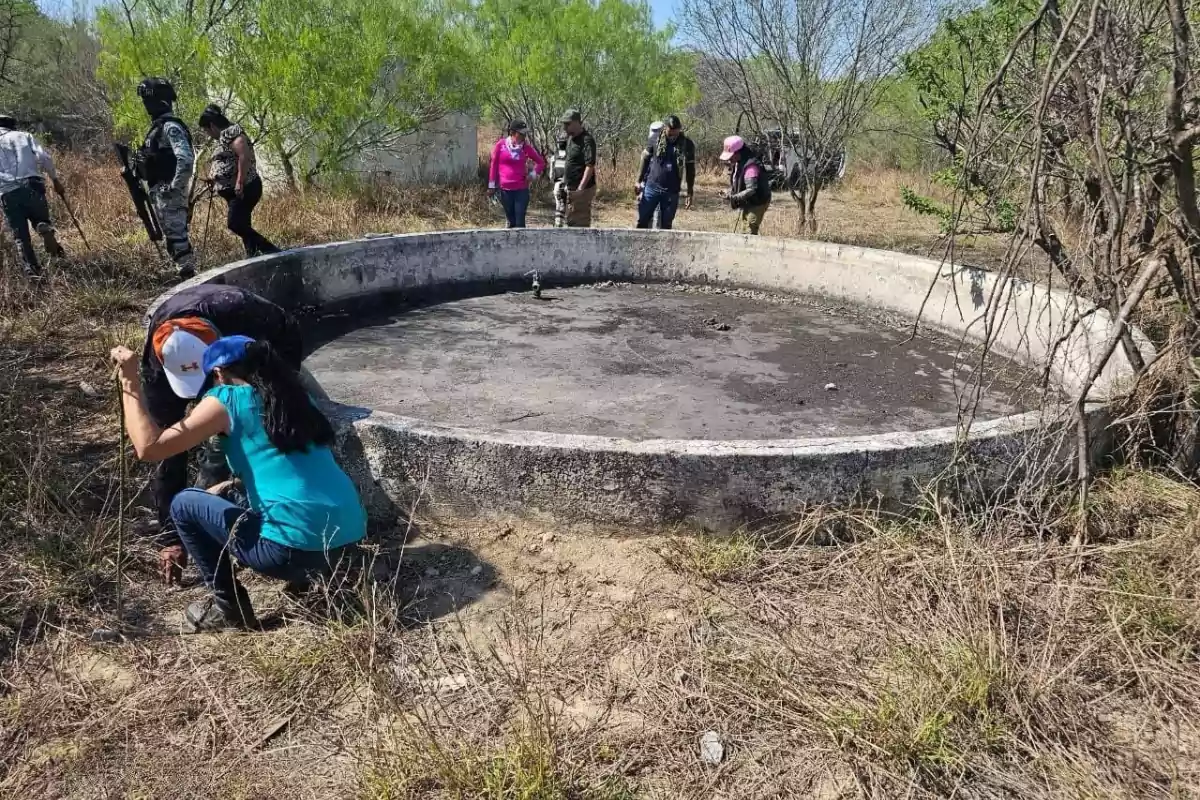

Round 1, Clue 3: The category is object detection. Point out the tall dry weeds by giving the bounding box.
[0,154,1196,799]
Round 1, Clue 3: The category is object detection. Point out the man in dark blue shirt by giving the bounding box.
[635,115,696,230]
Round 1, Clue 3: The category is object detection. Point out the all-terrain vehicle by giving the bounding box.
[734,114,848,201]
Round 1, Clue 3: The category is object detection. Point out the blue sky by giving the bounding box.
[648,0,677,29]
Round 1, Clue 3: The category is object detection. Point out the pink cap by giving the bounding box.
[719,135,745,161]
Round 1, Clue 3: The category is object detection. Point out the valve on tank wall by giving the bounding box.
[525,270,542,299]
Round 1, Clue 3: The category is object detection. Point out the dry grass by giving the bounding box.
[0,152,1197,798]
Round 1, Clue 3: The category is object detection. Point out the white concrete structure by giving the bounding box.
[255,112,479,188]
[152,229,1151,532]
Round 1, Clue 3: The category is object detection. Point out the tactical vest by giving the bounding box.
[140,115,192,187]
[550,137,569,181]
[733,154,772,206]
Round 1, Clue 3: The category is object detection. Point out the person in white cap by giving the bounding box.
[635,115,696,230]
[139,283,302,583]
[636,121,666,223]
[110,333,365,632]
[719,134,772,234]
[646,121,665,153]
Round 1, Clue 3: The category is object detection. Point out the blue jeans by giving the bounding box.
[170,488,347,613]
[636,184,680,230]
[500,188,530,228]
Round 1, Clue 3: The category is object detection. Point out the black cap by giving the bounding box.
[561,108,582,124]
[507,119,528,133]
[663,115,682,130]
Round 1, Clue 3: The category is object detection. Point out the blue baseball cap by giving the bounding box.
[202,335,255,375]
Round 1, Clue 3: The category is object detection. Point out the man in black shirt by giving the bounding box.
[140,283,303,582]
[635,115,696,230]
[560,109,597,227]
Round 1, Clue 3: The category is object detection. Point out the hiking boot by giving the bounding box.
[177,264,196,280]
[183,597,258,633]
[35,223,64,258]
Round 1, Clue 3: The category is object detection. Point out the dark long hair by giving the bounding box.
[210,340,333,453]
[198,104,233,131]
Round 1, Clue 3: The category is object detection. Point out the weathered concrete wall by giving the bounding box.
[255,113,479,189]
[153,229,1147,531]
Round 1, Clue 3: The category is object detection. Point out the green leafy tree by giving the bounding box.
[96,0,232,139]
[98,0,480,188]
[899,0,1032,234]
[852,77,944,174]
[472,0,695,163]
[215,0,479,187]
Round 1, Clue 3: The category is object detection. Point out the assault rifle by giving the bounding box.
[114,142,163,248]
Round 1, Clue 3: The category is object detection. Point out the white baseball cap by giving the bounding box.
[152,317,221,398]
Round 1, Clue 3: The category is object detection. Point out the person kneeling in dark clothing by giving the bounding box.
[140,284,304,583]
[635,115,695,230]
[198,105,280,257]
[113,335,366,632]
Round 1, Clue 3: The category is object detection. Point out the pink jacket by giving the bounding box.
[488,136,546,191]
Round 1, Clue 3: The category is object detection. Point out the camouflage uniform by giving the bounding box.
[142,115,196,272]
[150,183,192,266]
[550,133,569,228]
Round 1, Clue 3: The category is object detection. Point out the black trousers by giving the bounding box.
[152,438,232,548]
[219,177,280,257]
[1,178,61,273]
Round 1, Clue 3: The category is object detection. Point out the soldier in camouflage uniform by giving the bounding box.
[549,131,569,228]
[137,78,196,278]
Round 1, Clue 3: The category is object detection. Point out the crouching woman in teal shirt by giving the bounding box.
[111,335,366,632]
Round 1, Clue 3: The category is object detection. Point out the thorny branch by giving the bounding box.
[914,0,1200,536]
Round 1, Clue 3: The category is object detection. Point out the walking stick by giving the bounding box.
[53,183,90,250]
[92,373,127,643]
[200,184,215,257]
[114,374,127,623]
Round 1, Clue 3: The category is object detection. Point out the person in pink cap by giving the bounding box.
[719,134,772,234]
[487,120,546,228]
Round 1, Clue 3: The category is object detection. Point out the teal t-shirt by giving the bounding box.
[207,384,366,551]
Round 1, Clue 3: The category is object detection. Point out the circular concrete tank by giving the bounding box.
[152,229,1148,531]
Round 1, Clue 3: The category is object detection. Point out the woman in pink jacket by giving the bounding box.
[488,120,546,228]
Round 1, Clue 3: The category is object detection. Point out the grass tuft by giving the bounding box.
[668,533,762,581]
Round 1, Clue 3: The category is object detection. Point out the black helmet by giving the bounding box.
[137,77,177,104]
[0,113,15,129]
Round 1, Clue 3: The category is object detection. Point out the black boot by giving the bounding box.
[184,583,258,632]
[36,223,65,258]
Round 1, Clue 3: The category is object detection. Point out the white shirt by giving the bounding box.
[0,127,57,195]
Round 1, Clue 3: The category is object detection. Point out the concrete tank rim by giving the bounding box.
[147,227,1015,320]
[147,228,1143,459]
[326,402,1100,457]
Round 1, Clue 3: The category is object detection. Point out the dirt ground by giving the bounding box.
[1,159,1197,799]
